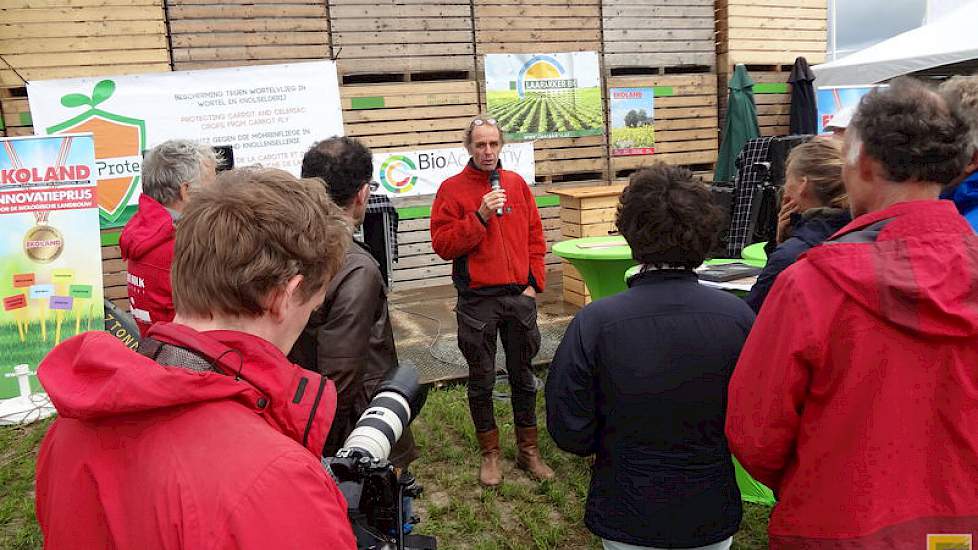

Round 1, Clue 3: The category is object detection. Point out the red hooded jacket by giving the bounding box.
[120,194,177,336]
[727,201,978,548]
[430,163,546,294]
[35,323,356,550]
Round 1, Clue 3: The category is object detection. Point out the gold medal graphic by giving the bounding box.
[23,212,64,264]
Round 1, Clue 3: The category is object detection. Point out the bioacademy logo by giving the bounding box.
[379,155,418,194]
[45,80,146,225]
[517,55,577,99]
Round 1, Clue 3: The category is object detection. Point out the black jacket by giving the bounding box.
[744,208,851,313]
[546,270,754,547]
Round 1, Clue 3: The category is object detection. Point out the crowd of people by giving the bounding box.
[30,74,978,549]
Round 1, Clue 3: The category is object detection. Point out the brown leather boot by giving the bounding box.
[515,426,554,481]
[475,429,502,487]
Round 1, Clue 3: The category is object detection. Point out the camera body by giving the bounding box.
[324,363,436,550]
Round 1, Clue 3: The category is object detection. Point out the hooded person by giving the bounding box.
[35,168,357,549]
[119,139,217,336]
[727,78,978,548]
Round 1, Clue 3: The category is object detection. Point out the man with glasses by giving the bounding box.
[290,136,418,470]
[431,115,553,487]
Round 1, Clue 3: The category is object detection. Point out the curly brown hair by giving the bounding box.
[850,77,971,185]
[616,164,723,269]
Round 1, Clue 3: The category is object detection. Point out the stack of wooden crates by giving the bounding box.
[716,0,828,136]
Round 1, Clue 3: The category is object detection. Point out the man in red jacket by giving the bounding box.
[120,139,217,336]
[727,78,978,548]
[36,168,356,549]
[430,115,552,486]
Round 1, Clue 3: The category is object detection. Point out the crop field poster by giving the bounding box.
[484,52,604,141]
[816,85,881,134]
[610,87,654,156]
[0,134,104,398]
[27,61,343,229]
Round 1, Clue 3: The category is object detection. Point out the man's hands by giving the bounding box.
[776,196,800,243]
[478,189,507,221]
[522,286,537,299]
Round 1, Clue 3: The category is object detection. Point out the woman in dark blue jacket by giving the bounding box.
[744,138,850,313]
[546,164,754,550]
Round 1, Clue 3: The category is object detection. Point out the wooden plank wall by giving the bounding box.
[608,73,718,181]
[166,0,331,71]
[475,0,609,187]
[716,0,828,139]
[602,0,714,72]
[341,80,479,151]
[330,0,475,76]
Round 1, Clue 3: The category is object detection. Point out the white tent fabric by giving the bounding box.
[813,1,978,87]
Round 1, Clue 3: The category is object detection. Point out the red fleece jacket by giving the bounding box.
[430,163,546,294]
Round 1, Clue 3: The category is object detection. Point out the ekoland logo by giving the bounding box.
[517,55,577,99]
[379,155,417,194]
[45,80,146,225]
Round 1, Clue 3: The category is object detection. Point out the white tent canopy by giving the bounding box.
[813,1,978,87]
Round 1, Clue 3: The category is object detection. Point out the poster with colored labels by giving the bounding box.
[26,61,344,228]
[373,142,535,198]
[484,52,604,141]
[0,134,104,398]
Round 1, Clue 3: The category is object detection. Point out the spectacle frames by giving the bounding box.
[368,180,380,192]
[471,118,498,127]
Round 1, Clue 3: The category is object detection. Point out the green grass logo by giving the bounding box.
[380,155,418,194]
[46,79,146,227]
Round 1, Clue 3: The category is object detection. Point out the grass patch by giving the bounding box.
[410,383,771,549]
[0,384,771,549]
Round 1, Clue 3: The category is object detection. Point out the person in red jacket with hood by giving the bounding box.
[430,115,552,487]
[120,139,217,336]
[727,78,978,548]
[35,168,357,549]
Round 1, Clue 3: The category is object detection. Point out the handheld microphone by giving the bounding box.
[489,170,502,216]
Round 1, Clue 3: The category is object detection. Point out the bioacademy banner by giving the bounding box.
[373,142,535,198]
[0,134,104,397]
[484,52,603,141]
[27,61,344,228]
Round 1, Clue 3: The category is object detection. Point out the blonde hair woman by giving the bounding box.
[745,138,851,312]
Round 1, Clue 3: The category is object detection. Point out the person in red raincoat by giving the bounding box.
[727,78,978,548]
[36,168,357,549]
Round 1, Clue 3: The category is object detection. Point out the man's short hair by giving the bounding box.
[301,137,372,208]
[172,167,350,319]
[849,78,971,185]
[616,164,722,270]
[141,139,216,206]
[940,75,978,152]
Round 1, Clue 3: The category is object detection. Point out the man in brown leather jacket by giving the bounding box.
[289,137,418,469]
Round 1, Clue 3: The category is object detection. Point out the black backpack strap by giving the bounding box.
[825,217,895,245]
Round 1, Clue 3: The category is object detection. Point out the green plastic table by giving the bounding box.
[552,236,637,301]
[741,242,768,265]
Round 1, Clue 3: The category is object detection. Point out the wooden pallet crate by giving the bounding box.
[0,0,170,88]
[607,72,718,178]
[0,95,32,134]
[101,239,129,313]
[473,0,602,61]
[716,0,827,67]
[602,0,714,73]
[550,184,624,305]
[341,80,480,151]
[393,200,563,291]
[330,0,475,78]
[717,63,792,138]
[166,0,331,70]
